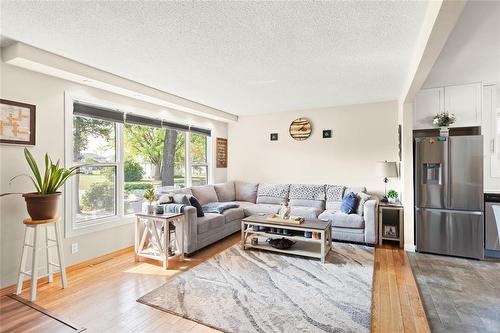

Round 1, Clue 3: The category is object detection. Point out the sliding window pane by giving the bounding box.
[73,116,116,163]
[190,133,207,163]
[123,125,186,212]
[192,165,208,186]
[76,166,116,223]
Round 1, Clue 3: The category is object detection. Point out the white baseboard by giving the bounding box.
[404,244,416,252]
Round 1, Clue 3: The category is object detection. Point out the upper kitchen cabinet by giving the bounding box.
[444,83,482,127]
[414,83,482,129]
[414,87,444,129]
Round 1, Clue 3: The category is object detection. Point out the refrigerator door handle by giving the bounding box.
[418,207,483,215]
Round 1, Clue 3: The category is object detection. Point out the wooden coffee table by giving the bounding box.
[241,215,332,263]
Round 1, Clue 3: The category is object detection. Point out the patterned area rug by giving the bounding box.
[138,243,374,333]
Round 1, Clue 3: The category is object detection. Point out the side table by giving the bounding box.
[134,212,184,269]
[378,202,404,248]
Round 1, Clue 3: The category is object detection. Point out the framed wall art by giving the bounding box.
[216,137,227,168]
[0,99,36,145]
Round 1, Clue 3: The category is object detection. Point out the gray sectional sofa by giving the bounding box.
[165,181,378,254]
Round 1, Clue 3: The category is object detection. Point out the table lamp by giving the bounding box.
[376,161,398,202]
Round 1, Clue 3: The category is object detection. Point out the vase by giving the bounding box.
[439,127,449,137]
[388,197,397,204]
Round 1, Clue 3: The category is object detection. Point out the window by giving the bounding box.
[65,95,212,235]
[190,133,208,186]
[73,116,118,223]
[123,124,186,215]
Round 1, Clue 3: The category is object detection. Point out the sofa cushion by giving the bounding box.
[318,210,365,229]
[256,183,290,204]
[243,204,280,216]
[222,207,245,223]
[191,185,219,205]
[197,213,225,234]
[235,181,259,203]
[341,192,358,214]
[356,192,371,216]
[344,186,367,197]
[325,185,345,211]
[289,206,322,219]
[214,182,236,202]
[289,184,325,209]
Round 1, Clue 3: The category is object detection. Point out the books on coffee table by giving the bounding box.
[266,214,304,225]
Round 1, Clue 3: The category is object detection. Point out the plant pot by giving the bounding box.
[147,204,155,214]
[388,197,397,204]
[22,192,61,220]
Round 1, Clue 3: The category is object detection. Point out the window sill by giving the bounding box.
[65,215,135,238]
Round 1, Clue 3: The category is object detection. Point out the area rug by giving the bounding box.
[138,242,374,333]
[408,252,500,333]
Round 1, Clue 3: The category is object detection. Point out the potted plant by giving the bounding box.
[1,148,80,220]
[433,112,456,137]
[143,188,156,214]
[387,190,398,204]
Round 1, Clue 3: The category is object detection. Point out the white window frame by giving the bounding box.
[64,92,213,238]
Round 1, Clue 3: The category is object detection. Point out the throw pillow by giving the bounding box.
[341,192,358,214]
[356,192,371,216]
[157,194,173,204]
[187,195,204,217]
[172,194,191,206]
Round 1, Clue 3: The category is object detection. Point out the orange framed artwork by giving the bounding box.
[216,137,227,168]
[0,99,36,145]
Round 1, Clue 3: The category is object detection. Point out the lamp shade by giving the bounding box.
[376,161,398,178]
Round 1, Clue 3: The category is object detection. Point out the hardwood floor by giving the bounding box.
[2,234,429,333]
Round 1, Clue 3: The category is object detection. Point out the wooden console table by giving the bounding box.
[134,212,184,269]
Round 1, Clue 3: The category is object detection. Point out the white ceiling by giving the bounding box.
[1,1,429,116]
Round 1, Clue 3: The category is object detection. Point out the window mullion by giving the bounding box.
[186,131,192,187]
[116,123,124,217]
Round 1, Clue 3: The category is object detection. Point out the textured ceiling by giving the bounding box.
[1,1,429,115]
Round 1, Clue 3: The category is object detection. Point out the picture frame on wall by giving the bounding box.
[216,137,228,168]
[322,130,332,138]
[270,133,278,141]
[0,99,36,145]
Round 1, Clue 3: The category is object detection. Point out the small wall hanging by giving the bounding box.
[216,137,227,168]
[322,130,332,138]
[270,133,278,141]
[0,99,36,145]
[289,117,312,141]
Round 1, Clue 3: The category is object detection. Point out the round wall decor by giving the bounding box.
[289,117,312,141]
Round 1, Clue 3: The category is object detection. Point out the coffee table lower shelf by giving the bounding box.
[244,235,325,260]
[241,216,332,263]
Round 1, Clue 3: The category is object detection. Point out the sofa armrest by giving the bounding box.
[363,199,378,244]
[183,206,198,254]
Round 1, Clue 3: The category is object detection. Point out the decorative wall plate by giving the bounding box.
[289,117,312,141]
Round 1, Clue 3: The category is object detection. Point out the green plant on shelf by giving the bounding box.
[387,190,398,199]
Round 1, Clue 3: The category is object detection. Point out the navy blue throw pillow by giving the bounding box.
[341,192,358,214]
[188,195,204,217]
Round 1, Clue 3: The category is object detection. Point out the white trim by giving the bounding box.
[404,244,416,252]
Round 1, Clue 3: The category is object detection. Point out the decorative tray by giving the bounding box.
[266,214,304,225]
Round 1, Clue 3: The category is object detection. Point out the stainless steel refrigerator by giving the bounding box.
[415,135,484,259]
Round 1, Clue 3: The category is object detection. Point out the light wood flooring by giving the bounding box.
[1,234,429,333]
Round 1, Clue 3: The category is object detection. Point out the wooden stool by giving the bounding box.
[16,217,67,301]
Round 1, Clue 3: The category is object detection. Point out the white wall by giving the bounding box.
[423,1,500,88]
[0,63,228,287]
[227,101,399,196]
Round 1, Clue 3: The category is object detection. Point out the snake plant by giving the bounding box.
[1,148,80,196]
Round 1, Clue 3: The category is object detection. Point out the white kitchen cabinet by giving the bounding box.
[483,85,500,186]
[444,83,482,127]
[414,87,444,129]
[414,83,482,129]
